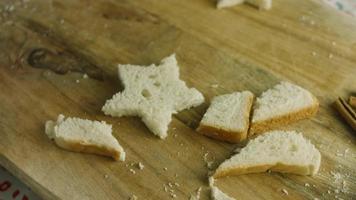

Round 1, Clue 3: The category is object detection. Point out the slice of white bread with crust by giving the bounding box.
[102,54,204,139]
[217,0,272,10]
[249,82,319,136]
[45,114,126,161]
[213,130,321,178]
[197,91,254,143]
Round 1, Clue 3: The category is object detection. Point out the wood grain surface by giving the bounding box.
[0,0,355,199]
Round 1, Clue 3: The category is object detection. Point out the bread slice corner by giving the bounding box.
[213,130,321,178]
[45,114,126,161]
[197,91,254,143]
[249,81,319,136]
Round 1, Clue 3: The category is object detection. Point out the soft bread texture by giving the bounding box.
[45,114,126,161]
[217,0,272,10]
[102,54,204,139]
[197,91,254,143]
[249,82,319,136]
[213,130,321,178]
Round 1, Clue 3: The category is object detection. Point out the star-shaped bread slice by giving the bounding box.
[217,0,272,10]
[102,54,204,139]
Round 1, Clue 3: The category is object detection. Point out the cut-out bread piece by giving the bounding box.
[213,130,321,178]
[102,54,204,139]
[197,91,254,143]
[217,0,272,10]
[249,82,319,136]
[45,114,126,161]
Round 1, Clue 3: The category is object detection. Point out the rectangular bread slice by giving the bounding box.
[197,91,254,143]
[249,82,319,136]
[213,130,321,178]
[45,114,126,161]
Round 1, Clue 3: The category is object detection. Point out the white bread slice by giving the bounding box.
[217,0,272,10]
[249,81,319,136]
[213,130,321,178]
[197,91,254,143]
[45,114,126,161]
[102,54,204,139]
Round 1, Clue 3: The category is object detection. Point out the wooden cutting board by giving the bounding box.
[0,0,355,199]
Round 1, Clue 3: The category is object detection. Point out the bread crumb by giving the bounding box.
[163,185,169,192]
[210,84,219,89]
[328,54,333,59]
[83,74,88,79]
[174,134,178,138]
[174,182,180,187]
[163,167,168,171]
[129,195,138,200]
[281,189,289,195]
[76,80,80,83]
[189,187,202,200]
[196,187,202,198]
[170,193,177,198]
[137,162,144,170]
[332,41,336,46]
[305,183,310,187]
[312,52,317,56]
[7,5,15,12]
[129,169,136,174]
[104,174,109,179]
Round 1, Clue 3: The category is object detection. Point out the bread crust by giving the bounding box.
[213,162,315,178]
[197,125,247,143]
[197,94,254,143]
[54,139,122,161]
[249,97,319,136]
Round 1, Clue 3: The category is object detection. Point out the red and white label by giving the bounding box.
[0,167,40,200]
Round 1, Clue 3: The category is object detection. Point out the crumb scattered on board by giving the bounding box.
[281,188,289,195]
[210,84,219,89]
[137,162,144,170]
[129,194,138,200]
[203,151,215,170]
[163,181,180,199]
[189,187,203,200]
[129,169,136,174]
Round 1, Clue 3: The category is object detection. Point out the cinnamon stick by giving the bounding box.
[335,97,356,131]
[349,96,356,109]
